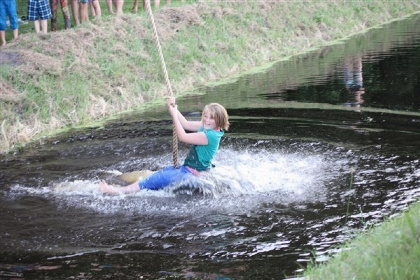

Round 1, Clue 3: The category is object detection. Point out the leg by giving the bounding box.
[40,19,48,33]
[89,1,95,17]
[12,29,18,40]
[115,0,124,15]
[0,4,7,46]
[34,20,41,33]
[92,0,101,19]
[154,0,160,8]
[131,0,138,13]
[50,0,58,31]
[106,0,114,14]
[60,0,71,29]
[99,180,140,194]
[79,2,88,23]
[0,30,5,46]
[70,0,79,26]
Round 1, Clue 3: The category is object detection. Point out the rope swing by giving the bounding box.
[145,0,179,168]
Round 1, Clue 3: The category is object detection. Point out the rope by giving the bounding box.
[145,0,179,168]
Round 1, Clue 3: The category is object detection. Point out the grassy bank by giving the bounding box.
[1,1,420,153]
[303,201,420,279]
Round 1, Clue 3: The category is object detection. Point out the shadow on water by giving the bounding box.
[1,14,420,280]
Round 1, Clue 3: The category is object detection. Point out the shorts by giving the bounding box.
[0,0,18,30]
[139,165,195,190]
[27,0,52,21]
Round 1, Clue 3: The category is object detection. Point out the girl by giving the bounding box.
[50,0,71,31]
[27,0,52,33]
[99,97,229,194]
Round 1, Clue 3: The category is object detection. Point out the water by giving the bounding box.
[1,14,420,279]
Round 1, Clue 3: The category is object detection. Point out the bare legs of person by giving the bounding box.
[131,0,138,13]
[34,19,48,33]
[12,28,17,40]
[132,0,171,14]
[70,0,79,26]
[91,0,101,20]
[99,180,140,194]
[79,2,88,23]
[106,0,114,14]
[115,0,124,15]
[0,31,6,47]
[89,1,95,17]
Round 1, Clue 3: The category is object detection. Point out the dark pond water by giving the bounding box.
[1,14,420,280]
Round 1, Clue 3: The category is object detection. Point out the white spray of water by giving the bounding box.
[8,148,336,215]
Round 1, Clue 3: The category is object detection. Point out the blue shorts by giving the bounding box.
[0,0,18,30]
[139,165,195,190]
[27,0,52,21]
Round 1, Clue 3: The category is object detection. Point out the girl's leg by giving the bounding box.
[99,180,140,194]
[70,0,79,25]
[12,29,18,39]
[0,31,6,46]
[92,0,101,19]
[115,0,123,14]
[40,19,48,33]
[131,0,138,13]
[60,0,71,29]
[0,3,6,46]
[50,0,58,31]
[34,19,41,33]
[79,2,88,23]
[106,0,114,14]
[89,1,95,17]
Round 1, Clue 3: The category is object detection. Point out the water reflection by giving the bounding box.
[343,55,364,108]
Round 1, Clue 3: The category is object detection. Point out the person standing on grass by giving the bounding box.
[106,0,114,14]
[79,0,100,23]
[131,0,173,14]
[70,0,79,26]
[0,0,19,46]
[99,96,230,194]
[27,0,52,33]
[50,0,71,31]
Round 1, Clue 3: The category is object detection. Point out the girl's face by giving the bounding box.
[202,110,218,130]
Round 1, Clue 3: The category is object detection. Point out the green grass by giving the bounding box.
[303,201,420,280]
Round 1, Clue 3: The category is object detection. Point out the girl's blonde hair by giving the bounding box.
[203,103,230,131]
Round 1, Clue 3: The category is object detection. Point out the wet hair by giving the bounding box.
[202,103,230,131]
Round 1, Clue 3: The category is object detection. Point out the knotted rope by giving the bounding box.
[145,0,179,168]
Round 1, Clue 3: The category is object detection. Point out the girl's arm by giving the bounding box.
[176,110,202,132]
[167,98,208,145]
[167,97,202,132]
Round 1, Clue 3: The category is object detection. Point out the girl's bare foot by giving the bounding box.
[131,5,138,13]
[99,180,118,194]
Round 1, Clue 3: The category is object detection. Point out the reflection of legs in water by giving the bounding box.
[343,56,364,107]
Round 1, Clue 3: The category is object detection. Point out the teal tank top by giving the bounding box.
[183,126,224,171]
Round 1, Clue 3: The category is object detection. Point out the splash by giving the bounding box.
[6,149,335,214]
